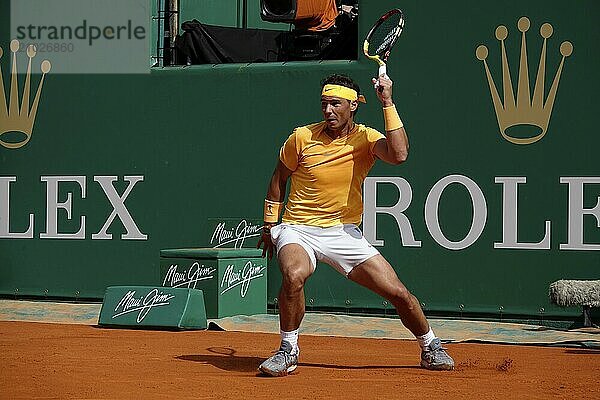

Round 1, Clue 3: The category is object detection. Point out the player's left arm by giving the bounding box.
[257,160,293,259]
[372,73,409,165]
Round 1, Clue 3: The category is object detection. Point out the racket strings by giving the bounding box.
[368,15,403,57]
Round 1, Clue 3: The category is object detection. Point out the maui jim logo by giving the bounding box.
[162,262,216,289]
[112,289,175,323]
[210,219,262,248]
[220,261,266,298]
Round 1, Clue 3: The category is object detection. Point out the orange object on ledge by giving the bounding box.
[294,0,338,31]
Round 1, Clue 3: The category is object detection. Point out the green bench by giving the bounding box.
[159,248,267,319]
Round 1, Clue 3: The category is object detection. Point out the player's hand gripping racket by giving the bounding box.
[363,9,405,89]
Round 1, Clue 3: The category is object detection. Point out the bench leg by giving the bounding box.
[582,305,594,327]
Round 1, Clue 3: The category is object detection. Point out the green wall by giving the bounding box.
[1,0,598,321]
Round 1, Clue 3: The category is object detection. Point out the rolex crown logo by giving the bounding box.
[475,17,573,145]
[0,40,51,149]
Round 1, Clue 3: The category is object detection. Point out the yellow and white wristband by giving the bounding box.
[383,104,404,131]
[264,199,283,224]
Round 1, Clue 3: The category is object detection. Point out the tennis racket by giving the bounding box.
[363,9,405,81]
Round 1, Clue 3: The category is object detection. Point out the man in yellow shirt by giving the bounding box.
[257,73,454,376]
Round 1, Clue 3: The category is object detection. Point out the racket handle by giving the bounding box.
[376,64,388,93]
[378,64,387,77]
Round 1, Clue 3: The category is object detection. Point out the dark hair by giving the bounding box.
[320,74,361,96]
[320,74,361,115]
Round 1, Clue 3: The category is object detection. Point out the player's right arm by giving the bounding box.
[372,74,409,165]
[257,160,293,259]
[267,160,293,204]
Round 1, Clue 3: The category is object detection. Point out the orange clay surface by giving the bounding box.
[1,321,599,400]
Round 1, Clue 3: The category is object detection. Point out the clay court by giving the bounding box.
[2,319,599,400]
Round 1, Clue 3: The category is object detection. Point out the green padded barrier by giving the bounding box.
[98,286,207,330]
[160,248,267,318]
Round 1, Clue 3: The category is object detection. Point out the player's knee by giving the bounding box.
[281,266,308,292]
[390,286,415,309]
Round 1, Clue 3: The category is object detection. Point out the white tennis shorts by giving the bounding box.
[270,223,380,276]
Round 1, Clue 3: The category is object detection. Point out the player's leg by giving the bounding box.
[259,242,314,376]
[348,254,428,335]
[277,243,314,334]
[348,255,454,370]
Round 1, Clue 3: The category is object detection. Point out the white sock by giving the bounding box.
[416,328,436,350]
[280,329,299,355]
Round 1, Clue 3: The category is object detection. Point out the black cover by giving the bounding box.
[174,18,357,65]
[176,20,286,64]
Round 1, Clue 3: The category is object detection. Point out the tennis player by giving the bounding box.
[257,73,454,376]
